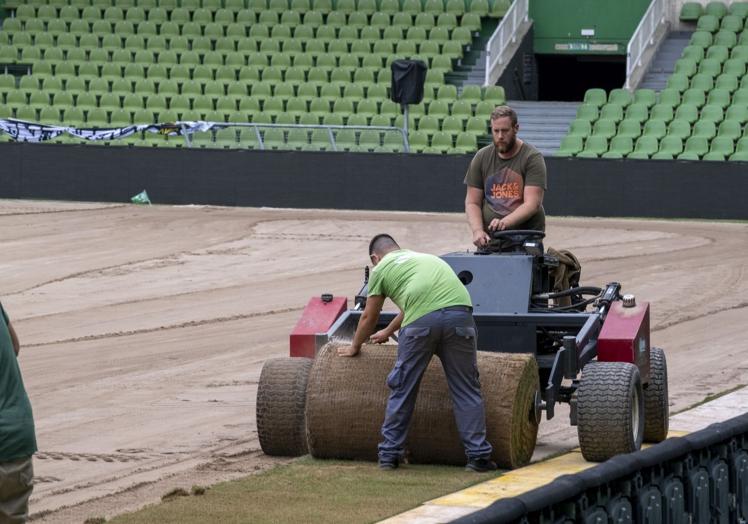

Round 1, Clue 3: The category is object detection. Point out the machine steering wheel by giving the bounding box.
[484,230,545,254]
[490,230,545,242]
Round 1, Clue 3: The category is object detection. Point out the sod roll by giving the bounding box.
[257,357,314,457]
[306,343,539,469]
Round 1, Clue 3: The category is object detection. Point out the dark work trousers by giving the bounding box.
[378,306,493,463]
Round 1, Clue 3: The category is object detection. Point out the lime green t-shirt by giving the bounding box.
[0,303,37,461]
[367,249,472,327]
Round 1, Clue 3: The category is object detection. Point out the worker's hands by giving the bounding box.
[472,229,490,247]
[369,329,393,344]
[488,218,511,232]
[337,345,361,357]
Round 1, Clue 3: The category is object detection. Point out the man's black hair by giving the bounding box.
[368,234,399,256]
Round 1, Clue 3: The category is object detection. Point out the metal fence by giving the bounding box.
[484,0,529,87]
[453,412,748,524]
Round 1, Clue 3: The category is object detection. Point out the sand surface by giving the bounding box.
[1,200,745,522]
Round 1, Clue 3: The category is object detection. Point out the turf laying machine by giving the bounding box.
[256,231,669,468]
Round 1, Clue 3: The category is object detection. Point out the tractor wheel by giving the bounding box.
[577,361,644,462]
[643,347,669,442]
[256,357,313,457]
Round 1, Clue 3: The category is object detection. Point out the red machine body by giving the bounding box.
[597,301,651,383]
[289,296,347,357]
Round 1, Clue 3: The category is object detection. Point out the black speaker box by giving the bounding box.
[390,59,428,106]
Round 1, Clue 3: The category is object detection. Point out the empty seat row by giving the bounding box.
[8,0,509,17]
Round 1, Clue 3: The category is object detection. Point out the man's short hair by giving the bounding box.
[490,105,518,127]
[369,234,399,255]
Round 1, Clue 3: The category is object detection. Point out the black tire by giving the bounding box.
[256,357,313,457]
[643,347,669,442]
[577,361,644,462]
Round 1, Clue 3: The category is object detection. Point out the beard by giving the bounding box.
[496,135,516,153]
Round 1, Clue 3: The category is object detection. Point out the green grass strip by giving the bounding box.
[107,456,496,524]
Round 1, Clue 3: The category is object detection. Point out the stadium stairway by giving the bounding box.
[509,100,580,156]
[637,31,694,91]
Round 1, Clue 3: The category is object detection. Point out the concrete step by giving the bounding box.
[638,30,693,91]
[506,100,580,154]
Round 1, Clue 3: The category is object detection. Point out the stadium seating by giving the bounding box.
[560,0,748,161]
[0,0,510,152]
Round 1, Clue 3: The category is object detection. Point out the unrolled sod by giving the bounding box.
[306,343,539,469]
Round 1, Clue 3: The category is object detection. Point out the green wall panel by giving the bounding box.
[531,0,651,55]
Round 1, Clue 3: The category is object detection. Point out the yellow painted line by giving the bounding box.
[430,450,594,508]
[430,431,692,509]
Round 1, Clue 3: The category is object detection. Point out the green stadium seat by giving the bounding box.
[632,88,657,108]
[714,73,739,92]
[624,103,649,124]
[699,104,725,123]
[591,119,616,140]
[567,119,591,138]
[679,136,709,159]
[681,88,706,107]
[575,103,599,123]
[703,136,734,160]
[713,29,738,47]
[576,136,607,158]
[723,58,747,76]
[652,136,683,159]
[674,58,698,77]
[690,30,714,48]
[692,120,717,139]
[582,88,606,108]
[555,135,583,157]
[680,46,705,63]
[601,136,633,159]
[641,120,666,140]
[628,136,659,159]
[617,119,641,140]
[674,104,699,123]
[697,15,720,33]
[690,73,715,91]
[681,2,704,21]
[666,73,690,93]
[666,118,692,141]
[599,104,623,123]
[705,46,729,64]
[705,1,728,19]
[607,88,633,108]
[731,45,748,60]
[729,1,748,17]
[725,100,748,124]
[657,88,682,108]
[706,88,731,108]
[717,119,742,140]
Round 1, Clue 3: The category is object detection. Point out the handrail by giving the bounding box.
[625,0,666,89]
[200,122,410,153]
[484,0,529,87]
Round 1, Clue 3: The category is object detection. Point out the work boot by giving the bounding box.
[378,457,399,470]
[465,457,497,473]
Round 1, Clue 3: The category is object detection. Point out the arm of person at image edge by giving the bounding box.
[464,152,546,248]
[337,298,404,357]
[1,303,21,356]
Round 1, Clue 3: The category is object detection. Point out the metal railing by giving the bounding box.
[182,122,410,152]
[625,0,666,89]
[484,0,529,87]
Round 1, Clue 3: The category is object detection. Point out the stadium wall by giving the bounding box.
[0,143,746,221]
[496,26,538,101]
